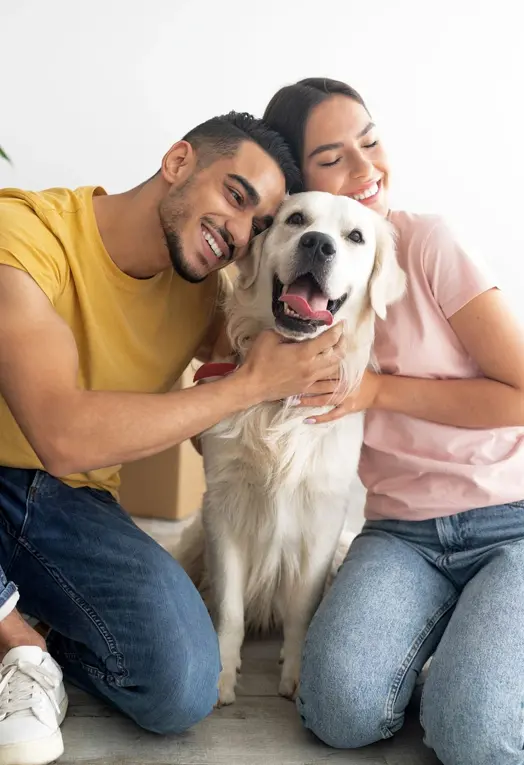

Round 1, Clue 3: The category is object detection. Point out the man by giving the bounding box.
[0,111,343,764]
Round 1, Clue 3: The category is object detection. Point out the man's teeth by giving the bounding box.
[283,304,301,319]
[351,182,379,201]
[203,228,224,258]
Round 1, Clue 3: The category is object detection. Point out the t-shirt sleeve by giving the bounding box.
[0,196,66,303]
[422,217,497,319]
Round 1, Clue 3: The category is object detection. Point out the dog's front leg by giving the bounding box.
[278,562,331,701]
[208,534,246,706]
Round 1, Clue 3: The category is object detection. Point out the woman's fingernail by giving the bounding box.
[289,396,301,406]
[304,418,316,424]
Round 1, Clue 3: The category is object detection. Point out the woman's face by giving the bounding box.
[302,95,390,217]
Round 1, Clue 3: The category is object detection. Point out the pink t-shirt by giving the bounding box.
[360,210,524,521]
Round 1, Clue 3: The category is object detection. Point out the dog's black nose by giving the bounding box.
[299,231,336,261]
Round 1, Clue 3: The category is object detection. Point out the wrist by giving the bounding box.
[226,364,266,409]
[373,372,395,411]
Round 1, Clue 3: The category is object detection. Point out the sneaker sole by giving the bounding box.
[0,695,68,765]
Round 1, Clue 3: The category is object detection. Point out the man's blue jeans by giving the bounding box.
[0,466,220,734]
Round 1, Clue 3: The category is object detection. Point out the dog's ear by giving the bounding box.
[368,217,406,320]
[235,230,268,290]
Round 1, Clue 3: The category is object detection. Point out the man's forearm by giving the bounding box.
[40,371,261,476]
[376,374,524,429]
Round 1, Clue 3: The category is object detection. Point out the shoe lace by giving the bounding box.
[0,659,60,719]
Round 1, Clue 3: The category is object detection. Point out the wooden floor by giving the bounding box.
[61,638,439,765]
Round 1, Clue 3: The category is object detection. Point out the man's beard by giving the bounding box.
[163,227,204,284]
[159,178,205,284]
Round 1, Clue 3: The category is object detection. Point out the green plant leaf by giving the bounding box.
[0,146,11,162]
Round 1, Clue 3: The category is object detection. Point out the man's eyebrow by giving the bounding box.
[227,174,260,206]
[307,123,376,158]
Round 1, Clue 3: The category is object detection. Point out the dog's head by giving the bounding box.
[234,191,405,342]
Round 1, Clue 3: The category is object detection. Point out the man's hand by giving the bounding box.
[296,369,383,424]
[236,325,346,404]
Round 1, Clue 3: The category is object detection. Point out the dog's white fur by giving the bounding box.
[176,192,405,705]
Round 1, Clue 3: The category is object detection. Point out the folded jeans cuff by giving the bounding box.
[0,585,20,623]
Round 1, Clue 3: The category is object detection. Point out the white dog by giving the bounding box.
[178,191,405,706]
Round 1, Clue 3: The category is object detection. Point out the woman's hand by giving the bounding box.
[297,370,383,424]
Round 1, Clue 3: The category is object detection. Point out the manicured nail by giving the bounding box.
[304,418,316,424]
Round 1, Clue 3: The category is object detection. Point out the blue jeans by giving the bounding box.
[0,466,220,734]
[298,501,524,765]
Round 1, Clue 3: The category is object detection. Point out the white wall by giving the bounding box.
[2,0,523,314]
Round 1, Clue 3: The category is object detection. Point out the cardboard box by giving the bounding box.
[119,365,205,520]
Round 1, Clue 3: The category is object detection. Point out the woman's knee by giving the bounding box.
[297,635,404,749]
[422,676,522,765]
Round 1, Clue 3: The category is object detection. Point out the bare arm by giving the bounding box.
[0,266,343,476]
[374,288,524,428]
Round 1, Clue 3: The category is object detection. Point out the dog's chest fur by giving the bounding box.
[201,404,363,628]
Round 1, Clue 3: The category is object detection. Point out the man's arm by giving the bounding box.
[0,265,343,476]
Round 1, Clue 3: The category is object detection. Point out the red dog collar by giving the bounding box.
[193,362,239,384]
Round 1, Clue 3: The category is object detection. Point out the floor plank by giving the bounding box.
[61,639,438,765]
[62,697,388,764]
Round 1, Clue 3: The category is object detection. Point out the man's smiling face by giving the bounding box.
[159,140,287,283]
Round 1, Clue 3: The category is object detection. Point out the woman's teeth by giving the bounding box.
[351,182,379,201]
[203,228,224,258]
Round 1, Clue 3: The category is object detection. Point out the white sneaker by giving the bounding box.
[0,646,68,765]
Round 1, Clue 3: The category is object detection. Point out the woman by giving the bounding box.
[263,78,524,765]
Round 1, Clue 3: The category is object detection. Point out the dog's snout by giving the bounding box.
[299,231,336,261]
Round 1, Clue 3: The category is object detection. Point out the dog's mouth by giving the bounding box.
[272,274,348,334]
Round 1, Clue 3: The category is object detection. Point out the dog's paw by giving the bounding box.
[278,672,299,701]
[217,670,237,706]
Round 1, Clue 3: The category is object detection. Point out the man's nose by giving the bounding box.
[226,214,254,250]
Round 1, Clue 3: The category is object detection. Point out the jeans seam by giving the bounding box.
[14,534,128,682]
[0,471,48,576]
[0,515,26,577]
[382,593,458,739]
[54,648,109,682]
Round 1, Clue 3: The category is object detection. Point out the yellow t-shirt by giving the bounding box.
[0,185,221,497]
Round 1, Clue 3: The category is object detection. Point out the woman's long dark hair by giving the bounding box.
[263,78,369,192]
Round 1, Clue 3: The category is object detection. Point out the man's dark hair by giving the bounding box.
[263,78,370,192]
[183,111,300,193]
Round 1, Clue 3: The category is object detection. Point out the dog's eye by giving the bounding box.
[347,229,364,244]
[286,212,306,226]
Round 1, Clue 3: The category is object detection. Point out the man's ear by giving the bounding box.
[161,141,196,184]
[368,216,406,320]
[235,229,269,290]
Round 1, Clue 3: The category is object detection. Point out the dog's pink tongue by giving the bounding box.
[279,276,333,325]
